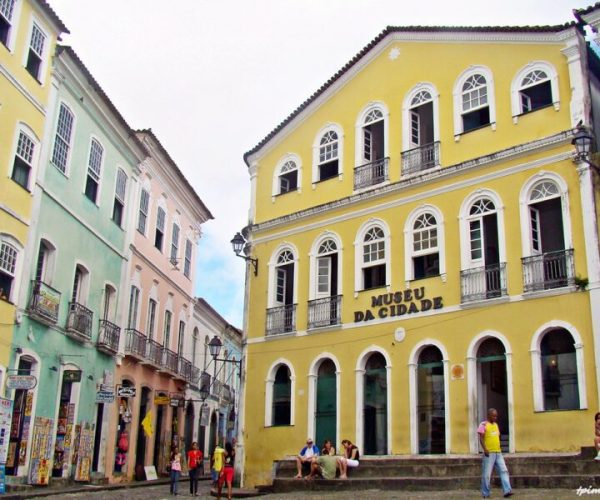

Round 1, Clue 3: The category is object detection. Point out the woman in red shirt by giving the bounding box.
[187,441,203,496]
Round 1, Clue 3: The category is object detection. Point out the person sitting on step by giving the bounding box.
[295,438,319,478]
[321,439,336,456]
[339,439,360,479]
[306,454,346,480]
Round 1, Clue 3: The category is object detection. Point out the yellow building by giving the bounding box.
[240,12,600,488]
[0,1,67,370]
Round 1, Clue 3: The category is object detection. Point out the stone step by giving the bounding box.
[271,474,600,493]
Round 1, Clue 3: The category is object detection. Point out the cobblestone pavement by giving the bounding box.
[39,484,590,500]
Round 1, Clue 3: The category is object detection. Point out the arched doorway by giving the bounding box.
[184,402,194,453]
[363,352,387,455]
[477,337,509,452]
[315,359,336,447]
[208,411,217,456]
[417,346,445,454]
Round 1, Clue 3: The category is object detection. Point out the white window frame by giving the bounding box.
[264,358,296,427]
[154,199,168,252]
[137,187,150,235]
[452,65,496,139]
[312,123,344,185]
[272,153,302,199]
[9,123,39,192]
[112,167,128,227]
[50,101,76,175]
[530,320,586,412]
[127,284,141,329]
[267,243,299,308]
[308,232,343,301]
[35,237,57,285]
[404,206,446,283]
[354,219,390,295]
[163,308,173,348]
[511,61,559,122]
[102,282,117,321]
[0,0,22,52]
[83,136,104,205]
[0,234,23,303]
[71,262,90,306]
[518,172,572,259]
[458,189,506,270]
[170,221,180,265]
[22,16,50,85]
[402,82,440,152]
[354,102,390,169]
[183,239,192,278]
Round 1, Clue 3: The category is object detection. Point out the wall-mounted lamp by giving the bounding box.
[88,375,94,381]
[49,366,58,372]
[572,124,600,175]
[14,347,23,355]
[231,232,258,276]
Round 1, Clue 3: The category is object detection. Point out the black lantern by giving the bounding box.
[230,231,258,275]
[572,125,594,159]
[208,335,223,358]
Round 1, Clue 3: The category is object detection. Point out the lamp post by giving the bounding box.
[572,124,600,174]
[230,232,258,276]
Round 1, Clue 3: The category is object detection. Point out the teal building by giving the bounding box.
[9,46,147,484]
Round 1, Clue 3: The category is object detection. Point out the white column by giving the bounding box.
[408,362,418,454]
[306,374,317,441]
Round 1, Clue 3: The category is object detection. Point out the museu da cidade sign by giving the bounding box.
[354,286,443,323]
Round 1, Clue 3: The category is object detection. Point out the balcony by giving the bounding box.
[190,366,201,387]
[401,142,440,176]
[212,378,223,398]
[200,371,211,394]
[354,157,389,190]
[124,328,146,360]
[222,384,232,403]
[178,356,193,382]
[308,295,342,329]
[29,280,61,324]
[266,304,297,336]
[461,263,507,303]
[97,319,120,355]
[522,249,575,293]
[161,347,178,373]
[144,338,163,367]
[66,302,93,342]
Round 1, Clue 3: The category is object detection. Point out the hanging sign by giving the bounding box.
[6,375,37,391]
[154,395,170,405]
[200,405,210,426]
[63,370,82,383]
[95,389,115,404]
[0,397,13,464]
[116,386,136,398]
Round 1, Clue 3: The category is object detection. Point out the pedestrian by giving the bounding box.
[169,446,182,496]
[294,437,319,478]
[187,441,203,496]
[211,442,225,486]
[478,408,513,498]
[339,439,360,478]
[217,441,235,500]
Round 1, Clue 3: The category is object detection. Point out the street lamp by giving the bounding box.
[208,335,243,380]
[230,232,258,276]
[572,124,600,175]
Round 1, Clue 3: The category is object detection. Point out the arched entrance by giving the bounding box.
[477,337,509,452]
[208,411,217,456]
[184,402,194,453]
[417,346,445,454]
[363,352,387,455]
[315,359,336,447]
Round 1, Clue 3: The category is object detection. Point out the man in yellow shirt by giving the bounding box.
[211,443,225,486]
[478,408,513,498]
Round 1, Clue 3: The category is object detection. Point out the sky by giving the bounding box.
[47,0,593,328]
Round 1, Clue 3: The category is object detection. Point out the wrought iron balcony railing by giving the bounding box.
[308,295,342,329]
[266,303,297,336]
[145,338,163,366]
[178,356,193,381]
[522,249,575,293]
[29,280,61,323]
[97,319,120,354]
[200,371,211,394]
[212,378,223,397]
[354,157,389,190]
[124,328,146,358]
[66,301,93,340]
[401,141,440,176]
[162,347,179,373]
[460,263,507,303]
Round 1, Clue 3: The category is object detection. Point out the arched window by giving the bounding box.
[355,104,389,189]
[309,237,341,328]
[412,213,439,280]
[362,226,386,290]
[85,138,104,204]
[317,131,339,181]
[511,62,559,119]
[267,247,297,335]
[51,102,75,174]
[453,66,495,136]
[272,364,291,426]
[540,329,579,410]
[0,239,18,302]
[278,160,298,194]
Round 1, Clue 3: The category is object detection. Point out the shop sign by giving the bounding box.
[353,286,443,323]
[6,375,37,390]
[154,395,170,405]
[169,394,184,407]
[63,370,82,383]
[35,282,60,320]
[116,386,136,398]
[95,389,115,403]
[0,398,13,464]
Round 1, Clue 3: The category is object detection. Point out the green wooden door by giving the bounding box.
[315,360,336,447]
[364,353,387,455]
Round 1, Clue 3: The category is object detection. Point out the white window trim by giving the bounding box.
[50,100,77,176]
[404,205,446,283]
[307,353,341,448]
[355,345,392,455]
[308,231,343,301]
[267,243,299,308]
[35,236,57,286]
[21,14,50,85]
[9,122,40,192]
[312,123,344,186]
[452,65,496,139]
[1,0,22,53]
[518,171,572,257]
[72,260,90,306]
[83,135,105,205]
[402,82,440,152]
[458,189,507,270]
[354,218,391,295]
[264,358,296,427]
[529,320,586,412]
[0,233,24,303]
[101,281,118,322]
[272,153,302,199]
[170,215,181,264]
[466,331,514,454]
[154,197,168,252]
[354,101,390,168]
[511,61,559,122]
[112,166,128,227]
[137,178,152,237]
[408,340,451,454]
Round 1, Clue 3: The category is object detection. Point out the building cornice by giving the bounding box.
[250,130,574,237]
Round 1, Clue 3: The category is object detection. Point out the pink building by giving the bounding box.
[106,130,212,481]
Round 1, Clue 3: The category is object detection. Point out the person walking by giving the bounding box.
[169,446,182,496]
[211,442,225,486]
[478,408,513,498]
[217,441,235,500]
[187,441,203,496]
